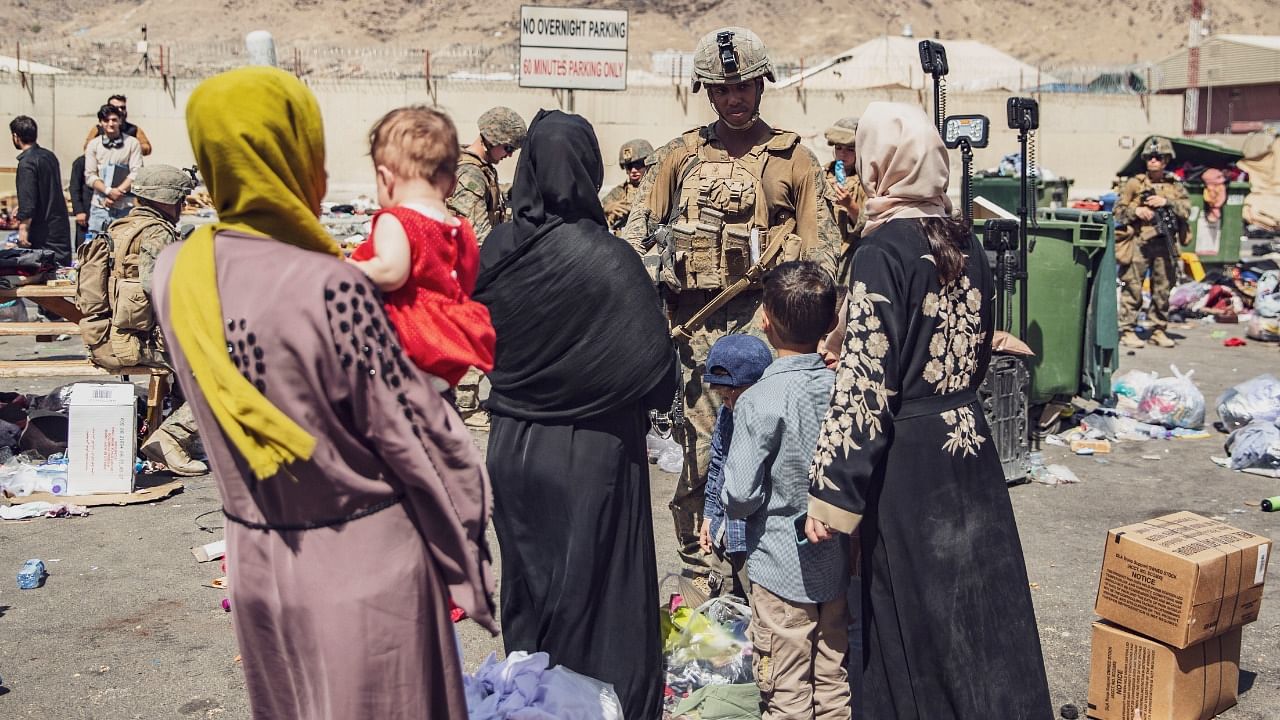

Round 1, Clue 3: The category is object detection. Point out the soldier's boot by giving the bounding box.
[1148,329,1176,348]
[140,429,209,476]
[1120,330,1146,349]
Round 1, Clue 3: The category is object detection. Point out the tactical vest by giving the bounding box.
[665,128,800,291]
[74,210,173,370]
[453,151,504,229]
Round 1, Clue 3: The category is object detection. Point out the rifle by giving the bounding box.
[1141,188,1187,281]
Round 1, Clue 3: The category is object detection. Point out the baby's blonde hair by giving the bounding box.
[368,106,459,186]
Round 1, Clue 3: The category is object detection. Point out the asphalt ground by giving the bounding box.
[1,319,1279,719]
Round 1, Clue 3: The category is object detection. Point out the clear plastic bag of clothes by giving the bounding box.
[664,597,754,695]
[1216,374,1280,431]
[1225,421,1280,471]
[1113,369,1159,400]
[1169,281,1210,311]
[1138,365,1205,429]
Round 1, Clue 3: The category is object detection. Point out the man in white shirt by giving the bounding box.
[84,103,143,234]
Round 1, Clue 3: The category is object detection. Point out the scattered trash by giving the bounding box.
[464,650,623,720]
[0,501,90,520]
[647,431,682,474]
[1112,370,1158,400]
[1071,439,1111,455]
[1225,422,1280,471]
[1030,464,1081,486]
[1137,366,1205,430]
[1224,337,1248,347]
[17,558,46,589]
[1059,702,1080,719]
[191,539,226,563]
[1262,497,1279,512]
[1216,374,1280,432]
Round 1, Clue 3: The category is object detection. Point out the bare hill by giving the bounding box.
[5,0,1280,75]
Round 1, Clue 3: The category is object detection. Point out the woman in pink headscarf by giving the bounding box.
[805,102,1052,718]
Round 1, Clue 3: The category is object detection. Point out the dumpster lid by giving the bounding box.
[1117,136,1243,177]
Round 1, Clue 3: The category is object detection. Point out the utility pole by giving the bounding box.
[1185,0,1204,133]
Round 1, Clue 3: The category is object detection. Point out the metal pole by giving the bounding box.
[1017,130,1030,341]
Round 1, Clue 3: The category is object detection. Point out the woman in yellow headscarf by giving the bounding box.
[152,66,495,720]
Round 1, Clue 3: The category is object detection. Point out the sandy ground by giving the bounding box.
[1,316,1279,719]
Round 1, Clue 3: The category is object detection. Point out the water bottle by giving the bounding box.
[17,559,46,589]
[834,159,847,185]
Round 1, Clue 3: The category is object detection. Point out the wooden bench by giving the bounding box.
[0,321,81,341]
[0,284,82,323]
[0,361,171,435]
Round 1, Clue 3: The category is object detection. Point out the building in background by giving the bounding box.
[1155,35,1280,135]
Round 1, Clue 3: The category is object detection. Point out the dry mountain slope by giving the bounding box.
[5,0,1280,72]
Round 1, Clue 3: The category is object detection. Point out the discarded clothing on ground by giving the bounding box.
[1225,421,1280,471]
[1217,374,1280,431]
[463,651,623,720]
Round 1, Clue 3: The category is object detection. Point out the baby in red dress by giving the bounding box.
[350,107,495,389]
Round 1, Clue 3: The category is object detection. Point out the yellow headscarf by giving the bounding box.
[167,66,342,480]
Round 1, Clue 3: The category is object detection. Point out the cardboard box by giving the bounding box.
[1087,622,1239,720]
[66,383,136,494]
[1094,512,1270,648]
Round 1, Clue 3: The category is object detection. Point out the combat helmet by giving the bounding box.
[131,165,195,205]
[618,139,655,168]
[691,27,776,93]
[1142,136,1176,161]
[824,117,859,146]
[478,106,528,150]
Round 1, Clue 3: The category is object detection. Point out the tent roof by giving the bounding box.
[776,36,1055,92]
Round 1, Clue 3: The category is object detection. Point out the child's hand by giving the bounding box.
[698,518,712,555]
[805,515,835,544]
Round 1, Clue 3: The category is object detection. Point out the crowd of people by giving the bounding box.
[6,24,1081,720]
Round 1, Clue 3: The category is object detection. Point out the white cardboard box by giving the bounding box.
[66,383,136,494]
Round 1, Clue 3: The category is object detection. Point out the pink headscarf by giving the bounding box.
[856,101,954,236]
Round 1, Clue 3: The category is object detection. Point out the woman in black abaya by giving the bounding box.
[473,110,678,720]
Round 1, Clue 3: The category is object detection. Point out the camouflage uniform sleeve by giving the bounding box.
[601,184,630,231]
[621,137,685,253]
[849,177,868,237]
[138,225,175,297]
[1113,177,1145,226]
[799,149,840,279]
[448,165,492,242]
[1168,179,1191,220]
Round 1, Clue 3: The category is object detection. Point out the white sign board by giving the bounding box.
[519,5,628,91]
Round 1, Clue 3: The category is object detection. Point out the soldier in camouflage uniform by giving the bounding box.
[822,116,867,284]
[1115,137,1190,349]
[449,107,527,427]
[108,165,207,475]
[447,106,527,245]
[622,27,839,592]
[602,139,654,232]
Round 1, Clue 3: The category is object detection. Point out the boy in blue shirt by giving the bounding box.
[697,333,774,604]
[724,261,849,719]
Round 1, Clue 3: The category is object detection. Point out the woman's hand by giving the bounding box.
[805,515,835,544]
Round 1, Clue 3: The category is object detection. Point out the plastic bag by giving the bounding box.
[1169,281,1210,311]
[647,431,683,474]
[464,651,622,720]
[1138,366,1205,429]
[665,597,754,695]
[1255,270,1280,318]
[1246,314,1280,342]
[1113,370,1158,400]
[1216,374,1280,431]
[1225,421,1280,471]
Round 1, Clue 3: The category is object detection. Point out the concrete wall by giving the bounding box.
[2,72,1184,199]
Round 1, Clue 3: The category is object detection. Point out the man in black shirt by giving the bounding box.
[10,116,71,266]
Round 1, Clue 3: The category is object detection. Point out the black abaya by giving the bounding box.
[474,110,677,720]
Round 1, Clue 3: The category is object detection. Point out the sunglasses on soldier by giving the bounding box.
[828,143,854,151]
[623,161,646,172]
[502,144,517,154]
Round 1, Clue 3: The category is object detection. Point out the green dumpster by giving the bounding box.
[972,175,1076,215]
[1118,136,1247,265]
[977,211,1117,406]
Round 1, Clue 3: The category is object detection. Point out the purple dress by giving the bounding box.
[154,231,496,720]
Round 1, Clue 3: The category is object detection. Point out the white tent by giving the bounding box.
[0,54,65,75]
[776,36,1056,92]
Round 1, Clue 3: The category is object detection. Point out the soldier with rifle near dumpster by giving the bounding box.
[1115,136,1190,349]
[622,26,838,599]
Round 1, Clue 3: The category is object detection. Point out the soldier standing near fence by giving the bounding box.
[449,106,527,428]
[1115,136,1190,349]
[622,26,838,597]
[602,139,654,232]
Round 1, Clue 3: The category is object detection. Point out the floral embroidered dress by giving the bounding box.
[808,218,1052,719]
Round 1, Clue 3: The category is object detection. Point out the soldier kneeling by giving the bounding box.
[75,165,207,475]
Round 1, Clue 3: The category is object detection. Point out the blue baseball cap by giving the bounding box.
[703,334,772,387]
